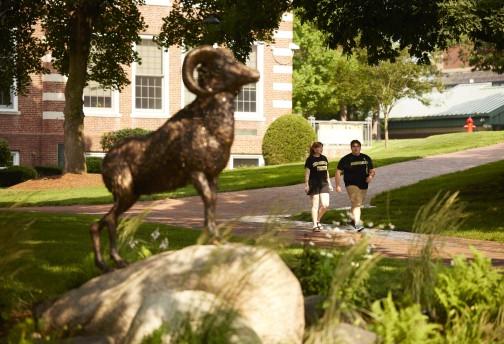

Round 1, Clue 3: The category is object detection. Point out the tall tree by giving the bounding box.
[368,56,441,147]
[293,20,369,120]
[1,0,145,173]
[43,0,146,173]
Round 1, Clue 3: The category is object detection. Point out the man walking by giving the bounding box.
[335,140,376,232]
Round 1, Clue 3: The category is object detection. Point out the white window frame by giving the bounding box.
[11,151,20,166]
[144,0,170,6]
[83,83,120,117]
[234,43,265,122]
[228,154,265,169]
[85,152,106,158]
[0,85,19,114]
[131,35,170,118]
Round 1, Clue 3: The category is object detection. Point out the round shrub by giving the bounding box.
[0,166,38,187]
[100,128,151,152]
[86,157,103,174]
[0,139,11,166]
[34,165,63,177]
[262,114,316,165]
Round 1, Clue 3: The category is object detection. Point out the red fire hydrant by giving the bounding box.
[464,116,476,133]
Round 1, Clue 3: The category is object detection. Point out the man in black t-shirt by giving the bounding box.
[335,140,376,232]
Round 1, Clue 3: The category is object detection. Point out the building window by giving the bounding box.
[135,39,163,110]
[233,158,259,168]
[234,46,257,113]
[236,128,258,136]
[83,81,119,117]
[84,81,112,108]
[57,144,65,169]
[0,89,12,107]
[11,151,19,166]
[0,85,17,112]
[229,154,264,169]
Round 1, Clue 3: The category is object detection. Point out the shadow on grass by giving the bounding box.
[0,211,201,329]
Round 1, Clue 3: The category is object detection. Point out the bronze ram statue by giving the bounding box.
[90,46,260,271]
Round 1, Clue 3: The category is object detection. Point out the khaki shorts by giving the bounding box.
[346,185,367,208]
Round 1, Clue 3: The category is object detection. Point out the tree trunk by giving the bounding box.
[372,109,380,140]
[63,4,94,173]
[384,111,389,148]
[339,103,347,121]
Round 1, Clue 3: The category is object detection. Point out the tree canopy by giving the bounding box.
[293,0,504,72]
[157,0,291,61]
[0,0,47,94]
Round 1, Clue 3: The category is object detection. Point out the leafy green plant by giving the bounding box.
[0,166,37,187]
[370,293,441,344]
[85,157,103,174]
[33,166,62,177]
[100,128,151,152]
[404,191,467,315]
[262,114,316,165]
[0,138,12,167]
[435,250,504,343]
[305,239,381,343]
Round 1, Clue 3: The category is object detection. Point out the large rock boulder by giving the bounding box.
[41,244,304,343]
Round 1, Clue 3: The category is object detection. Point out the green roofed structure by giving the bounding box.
[388,83,504,138]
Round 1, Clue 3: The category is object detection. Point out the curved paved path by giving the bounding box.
[18,142,504,265]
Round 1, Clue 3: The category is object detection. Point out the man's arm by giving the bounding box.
[366,168,376,183]
[335,169,343,192]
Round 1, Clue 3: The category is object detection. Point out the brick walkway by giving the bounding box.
[19,143,504,265]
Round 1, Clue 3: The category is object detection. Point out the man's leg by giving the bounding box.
[318,193,330,223]
[347,186,364,230]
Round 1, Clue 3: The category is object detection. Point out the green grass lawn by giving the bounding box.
[293,159,504,243]
[0,209,409,337]
[0,211,201,326]
[1,131,504,207]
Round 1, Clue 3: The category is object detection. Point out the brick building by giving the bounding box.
[0,2,294,169]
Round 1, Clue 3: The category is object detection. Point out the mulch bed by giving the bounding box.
[8,173,104,190]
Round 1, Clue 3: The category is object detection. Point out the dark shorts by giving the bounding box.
[308,182,330,196]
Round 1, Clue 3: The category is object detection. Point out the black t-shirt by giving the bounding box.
[304,155,329,187]
[337,153,373,189]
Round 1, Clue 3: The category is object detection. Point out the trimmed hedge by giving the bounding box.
[0,166,38,187]
[100,128,151,151]
[262,114,316,165]
[0,139,11,167]
[86,157,103,174]
[34,165,63,177]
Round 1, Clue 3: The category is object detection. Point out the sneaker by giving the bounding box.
[312,224,321,232]
[354,224,365,232]
[317,222,324,230]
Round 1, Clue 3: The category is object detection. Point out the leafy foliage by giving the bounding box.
[85,157,103,174]
[0,0,48,94]
[404,192,467,314]
[371,293,442,344]
[0,139,12,166]
[34,165,63,177]
[0,166,37,187]
[156,0,290,62]
[294,0,504,73]
[435,251,504,343]
[42,0,146,89]
[262,114,316,165]
[100,128,152,151]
